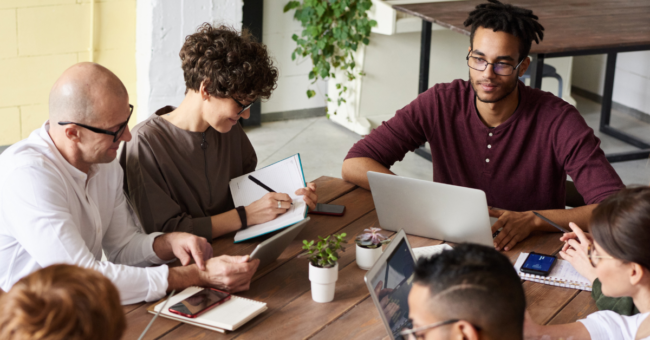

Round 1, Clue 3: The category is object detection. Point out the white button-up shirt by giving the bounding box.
[0,122,169,304]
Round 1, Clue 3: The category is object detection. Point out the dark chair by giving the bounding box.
[565,181,586,208]
[520,63,563,98]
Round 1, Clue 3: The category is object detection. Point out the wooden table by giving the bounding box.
[392,0,650,163]
[124,176,598,339]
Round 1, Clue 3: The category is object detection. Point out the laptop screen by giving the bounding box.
[369,238,415,339]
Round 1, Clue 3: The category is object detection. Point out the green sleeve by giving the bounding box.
[592,278,639,316]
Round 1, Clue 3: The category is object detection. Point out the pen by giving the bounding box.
[533,212,571,233]
[248,175,276,192]
[248,175,293,205]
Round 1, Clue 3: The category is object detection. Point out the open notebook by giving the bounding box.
[230,154,307,243]
[514,252,592,291]
[148,287,267,332]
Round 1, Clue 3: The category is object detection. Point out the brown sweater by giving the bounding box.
[120,106,257,241]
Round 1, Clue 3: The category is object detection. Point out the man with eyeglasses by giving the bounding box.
[0,62,259,304]
[400,244,525,340]
[342,0,624,251]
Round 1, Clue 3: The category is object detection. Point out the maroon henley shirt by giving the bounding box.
[346,79,624,211]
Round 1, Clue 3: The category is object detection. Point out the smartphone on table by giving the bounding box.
[520,252,557,276]
[308,203,345,216]
[168,288,231,318]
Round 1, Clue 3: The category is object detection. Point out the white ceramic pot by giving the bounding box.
[309,262,339,303]
[356,244,383,270]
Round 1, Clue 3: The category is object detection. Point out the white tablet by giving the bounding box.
[250,217,310,269]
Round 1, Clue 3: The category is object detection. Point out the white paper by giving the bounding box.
[514,252,592,291]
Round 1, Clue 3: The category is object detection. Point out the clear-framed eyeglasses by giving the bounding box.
[587,244,614,266]
[466,50,525,76]
[399,319,469,340]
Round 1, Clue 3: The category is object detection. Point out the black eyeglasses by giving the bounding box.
[58,104,133,143]
[466,50,525,76]
[232,98,254,116]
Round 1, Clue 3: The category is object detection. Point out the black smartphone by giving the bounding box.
[308,203,345,216]
[520,252,557,276]
[168,288,231,318]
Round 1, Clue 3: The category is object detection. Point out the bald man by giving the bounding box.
[0,63,259,304]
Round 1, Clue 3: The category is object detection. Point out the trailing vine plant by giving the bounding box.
[283,0,377,115]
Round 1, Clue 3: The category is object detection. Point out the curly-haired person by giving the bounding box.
[121,24,317,242]
[0,264,125,340]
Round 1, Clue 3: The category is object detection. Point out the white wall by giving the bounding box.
[262,0,327,114]
[572,51,650,116]
[136,0,243,122]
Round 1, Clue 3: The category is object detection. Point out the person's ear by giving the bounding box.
[64,125,80,142]
[468,46,472,54]
[452,320,480,340]
[518,56,531,77]
[199,79,211,101]
[629,262,645,286]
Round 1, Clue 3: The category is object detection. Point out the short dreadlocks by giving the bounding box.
[463,0,544,62]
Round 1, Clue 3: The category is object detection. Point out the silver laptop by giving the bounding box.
[364,229,417,340]
[367,171,494,247]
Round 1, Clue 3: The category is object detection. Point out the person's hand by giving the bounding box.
[246,192,293,226]
[154,232,213,270]
[490,208,536,251]
[200,255,260,292]
[295,182,318,210]
[558,222,597,283]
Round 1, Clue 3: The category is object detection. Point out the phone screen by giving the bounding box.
[522,253,556,273]
[169,288,230,317]
[314,203,345,214]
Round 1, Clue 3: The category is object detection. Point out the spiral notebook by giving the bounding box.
[513,252,592,291]
[230,154,308,243]
[147,287,267,332]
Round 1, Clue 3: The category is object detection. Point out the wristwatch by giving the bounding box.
[236,206,247,230]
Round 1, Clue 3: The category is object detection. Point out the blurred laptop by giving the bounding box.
[367,171,495,247]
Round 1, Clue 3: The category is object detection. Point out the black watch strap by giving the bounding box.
[236,206,247,230]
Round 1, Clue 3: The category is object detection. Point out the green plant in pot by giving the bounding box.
[299,233,346,302]
[355,227,390,270]
[283,0,377,115]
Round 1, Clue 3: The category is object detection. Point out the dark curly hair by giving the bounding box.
[180,23,278,102]
[464,0,545,62]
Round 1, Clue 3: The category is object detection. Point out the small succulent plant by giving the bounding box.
[299,233,347,268]
[355,227,390,249]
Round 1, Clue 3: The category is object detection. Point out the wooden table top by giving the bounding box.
[392,0,650,57]
[124,176,598,339]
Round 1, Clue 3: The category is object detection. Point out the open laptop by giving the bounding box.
[364,229,417,340]
[367,171,495,247]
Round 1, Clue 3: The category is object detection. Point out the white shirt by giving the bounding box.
[0,122,169,304]
[579,310,650,340]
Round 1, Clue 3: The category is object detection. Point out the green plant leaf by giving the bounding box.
[306,89,316,98]
[283,1,300,13]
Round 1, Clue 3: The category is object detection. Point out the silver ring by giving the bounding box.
[277,200,282,209]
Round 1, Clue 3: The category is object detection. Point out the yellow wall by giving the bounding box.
[0,0,137,146]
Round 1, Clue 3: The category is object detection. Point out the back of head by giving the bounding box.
[180,23,278,102]
[414,243,525,339]
[0,264,125,340]
[590,186,650,270]
[463,0,545,61]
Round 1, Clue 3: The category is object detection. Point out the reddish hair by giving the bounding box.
[0,264,125,340]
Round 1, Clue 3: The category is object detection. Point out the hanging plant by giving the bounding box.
[283,0,377,114]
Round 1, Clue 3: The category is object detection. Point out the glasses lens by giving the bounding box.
[494,63,514,76]
[468,57,486,71]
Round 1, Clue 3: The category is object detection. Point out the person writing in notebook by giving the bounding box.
[0,62,258,304]
[121,24,317,242]
[402,243,525,340]
[525,187,650,340]
[342,0,623,251]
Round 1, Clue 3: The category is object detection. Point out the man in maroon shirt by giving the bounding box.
[342,0,624,251]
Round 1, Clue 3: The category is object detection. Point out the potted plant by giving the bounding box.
[299,233,347,303]
[355,227,390,270]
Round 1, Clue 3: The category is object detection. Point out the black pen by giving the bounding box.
[533,212,571,233]
[248,175,276,192]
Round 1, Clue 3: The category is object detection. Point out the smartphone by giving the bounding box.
[168,288,231,318]
[520,252,557,276]
[308,203,345,216]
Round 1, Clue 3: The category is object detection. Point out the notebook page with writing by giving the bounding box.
[230,154,308,243]
[514,252,592,291]
[151,287,267,331]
